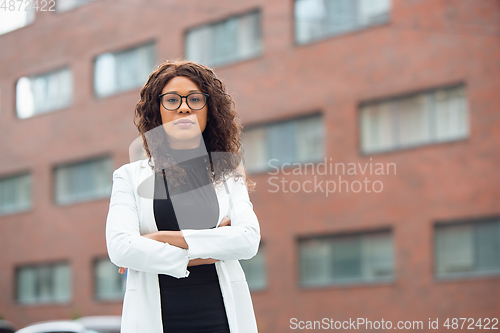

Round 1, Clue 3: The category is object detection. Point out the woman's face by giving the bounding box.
[159,76,208,149]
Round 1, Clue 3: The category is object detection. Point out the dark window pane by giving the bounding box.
[332,236,362,279]
[476,221,500,271]
[267,121,296,165]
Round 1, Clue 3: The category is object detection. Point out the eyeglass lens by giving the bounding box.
[161,93,207,110]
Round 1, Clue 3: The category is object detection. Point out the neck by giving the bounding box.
[168,137,201,150]
[167,137,208,161]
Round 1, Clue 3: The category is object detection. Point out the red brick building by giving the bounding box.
[0,0,499,331]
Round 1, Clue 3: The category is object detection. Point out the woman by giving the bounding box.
[105,59,261,333]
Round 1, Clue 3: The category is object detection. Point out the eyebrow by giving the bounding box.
[165,90,201,93]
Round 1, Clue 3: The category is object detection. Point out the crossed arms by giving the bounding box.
[117,217,231,274]
[105,165,260,279]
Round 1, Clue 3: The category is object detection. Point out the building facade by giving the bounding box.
[0,0,499,331]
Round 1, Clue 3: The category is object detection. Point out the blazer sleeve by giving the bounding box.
[181,164,261,261]
[105,165,190,278]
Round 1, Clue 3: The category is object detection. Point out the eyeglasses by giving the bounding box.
[158,92,209,111]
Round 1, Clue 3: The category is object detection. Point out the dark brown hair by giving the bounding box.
[134,58,254,191]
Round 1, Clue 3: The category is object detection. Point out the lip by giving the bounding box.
[175,119,195,125]
[174,118,195,128]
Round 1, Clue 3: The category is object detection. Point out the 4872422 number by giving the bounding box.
[443,318,498,330]
[0,0,56,11]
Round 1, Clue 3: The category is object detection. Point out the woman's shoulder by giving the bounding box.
[113,159,147,176]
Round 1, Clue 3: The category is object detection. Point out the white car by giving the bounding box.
[74,316,120,333]
[15,316,120,333]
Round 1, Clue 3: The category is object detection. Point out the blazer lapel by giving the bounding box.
[136,159,157,234]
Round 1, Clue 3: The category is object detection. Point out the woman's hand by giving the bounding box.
[187,258,219,266]
[218,217,231,227]
[185,218,230,267]
[118,267,127,274]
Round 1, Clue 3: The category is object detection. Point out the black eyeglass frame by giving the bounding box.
[158,92,210,111]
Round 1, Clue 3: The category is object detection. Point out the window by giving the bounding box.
[56,0,96,12]
[240,244,266,291]
[299,230,393,287]
[294,0,390,44]
[185,10,262,67]
[16,67,73,119]
[54,156,112,205]
[435,218,500,277]
[94,257,126,300]
[94,42,155,98]
[0,172,31,215]
[0,4,35,35]
[360,85,468,154]
[242,114,324,173]
[16,262,71,304]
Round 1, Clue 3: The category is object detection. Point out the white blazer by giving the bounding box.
[105,157,261,333]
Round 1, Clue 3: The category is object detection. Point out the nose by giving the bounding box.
[177,97,191,114]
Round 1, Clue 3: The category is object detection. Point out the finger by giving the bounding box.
[219,217,231,227]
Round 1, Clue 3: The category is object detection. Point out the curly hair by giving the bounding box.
[134,58,254,191]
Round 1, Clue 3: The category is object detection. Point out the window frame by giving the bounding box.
[0,3,35,36]
[15,66,73,119]
[239,242,267,292]
[52,155,113,206]
[293,0,392,46]
[93,256,126,302]
[92,41,156,99]
[242,112,324,174]
[54,0,98,13]
[297,228,395,289]
[183,8,263,68]
[358,83,469,155]
[0,171,32,216]
[15,260,72,305]
[434,216,500,281]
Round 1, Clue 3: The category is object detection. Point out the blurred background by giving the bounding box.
[0,0,499,331]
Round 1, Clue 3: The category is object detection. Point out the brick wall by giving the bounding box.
[0,0,498,331]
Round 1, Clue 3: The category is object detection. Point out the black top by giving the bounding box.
[153,144,230,333]
[154,144,219,231]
